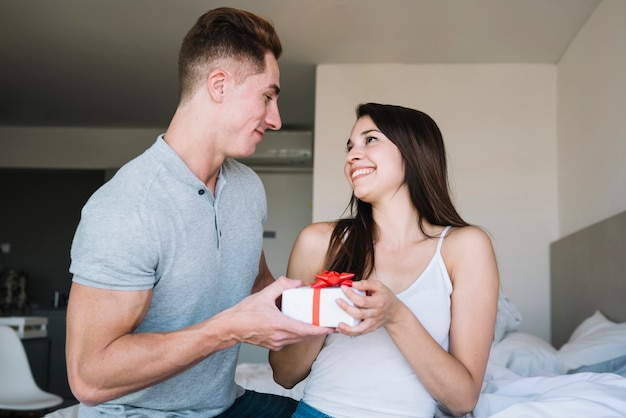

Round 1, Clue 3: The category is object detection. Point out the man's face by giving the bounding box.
[222,52,282,158]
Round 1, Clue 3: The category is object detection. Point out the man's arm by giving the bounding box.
[251,250,274,294]
[66,277,331,406]
[65,283,237,406]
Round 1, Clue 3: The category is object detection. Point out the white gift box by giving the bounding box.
[282,286,365,327]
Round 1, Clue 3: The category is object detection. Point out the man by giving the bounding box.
[66,7,330,417]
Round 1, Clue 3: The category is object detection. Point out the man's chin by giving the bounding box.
[234,148,257,160]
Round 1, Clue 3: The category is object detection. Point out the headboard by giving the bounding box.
[550,210,626,348]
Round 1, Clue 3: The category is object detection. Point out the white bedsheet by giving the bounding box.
[45,362,626,417]
[235,362,626,417]
[472,363,626,417]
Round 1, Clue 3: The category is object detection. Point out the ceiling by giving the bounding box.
[0,0,600,131]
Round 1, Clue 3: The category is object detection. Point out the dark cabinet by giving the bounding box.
[22,337,50,390]
[31,309,76,402]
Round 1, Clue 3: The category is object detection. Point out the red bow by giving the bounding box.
[309,270,354,326]
[311,270,355,288]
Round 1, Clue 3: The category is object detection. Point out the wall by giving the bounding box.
[240,170,313,363]
[2,1,622,343]
[0,169,105,307]
[259,171,313,277]
[0,127,161,308]
[0,129,313,312]
[557,0,626,236]
[0,126,162,169]
[313,64,558,341]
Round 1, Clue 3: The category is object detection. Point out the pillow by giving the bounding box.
[493,290,522,343]
[556,311,626,373]
[489,332,558,376]
[568,310,616,342]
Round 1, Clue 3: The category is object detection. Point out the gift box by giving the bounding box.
[281,271,365,327]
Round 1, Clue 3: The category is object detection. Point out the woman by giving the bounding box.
[270,103,499,418]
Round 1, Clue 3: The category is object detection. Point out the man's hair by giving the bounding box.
[177,7,282,103]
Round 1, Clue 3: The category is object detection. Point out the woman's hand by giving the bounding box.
[334,279,406,336]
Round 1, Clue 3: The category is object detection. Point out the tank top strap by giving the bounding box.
[436,226,452,254]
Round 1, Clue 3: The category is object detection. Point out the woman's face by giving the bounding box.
[344,115,405,203]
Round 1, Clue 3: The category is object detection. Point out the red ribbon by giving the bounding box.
[311,270,355,288]
[310,270,355,326]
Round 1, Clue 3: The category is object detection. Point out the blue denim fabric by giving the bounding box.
[215,390,298,418]
[291,401,334,418]
[567,354,626,377]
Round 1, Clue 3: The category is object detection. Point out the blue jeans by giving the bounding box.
[215,390,298,418]
[292,401,334,418]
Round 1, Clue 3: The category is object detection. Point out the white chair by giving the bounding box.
[0,325,64,413]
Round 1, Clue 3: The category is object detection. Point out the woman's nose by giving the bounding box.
[345,146,362,162]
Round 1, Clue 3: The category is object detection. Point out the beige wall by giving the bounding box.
[313,63,558,340]
[310,0,624,342]
[0,126,162,169]
[2,0,621,344]
[557,0,626,236]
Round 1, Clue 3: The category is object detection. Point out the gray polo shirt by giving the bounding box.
[70,136,266,416]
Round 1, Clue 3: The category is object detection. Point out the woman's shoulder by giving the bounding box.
[291,222,336,259]
[297,221,337,244]
[289,222,338,280]
[443,225,495,256]
[442,225,497,277]
[445,224,491,240]
[442,226,499,298]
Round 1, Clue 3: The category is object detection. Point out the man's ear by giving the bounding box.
[207,68,227,103]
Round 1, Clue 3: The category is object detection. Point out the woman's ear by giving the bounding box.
[207,68,227,103]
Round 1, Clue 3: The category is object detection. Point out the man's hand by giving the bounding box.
[219,276,332,350]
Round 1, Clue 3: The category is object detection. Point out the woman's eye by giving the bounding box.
[365,135,377,144]
[345,141,353,152]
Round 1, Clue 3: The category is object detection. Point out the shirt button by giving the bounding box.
[198,189,205,195]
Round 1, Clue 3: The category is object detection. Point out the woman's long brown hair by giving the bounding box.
[324,103,469,281]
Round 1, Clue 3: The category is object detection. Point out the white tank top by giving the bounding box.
[300,226,453,418]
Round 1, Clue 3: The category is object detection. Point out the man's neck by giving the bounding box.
[164,110,223,192]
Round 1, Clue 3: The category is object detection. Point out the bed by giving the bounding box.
[467,210,626,417]
[45,210,626,417]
